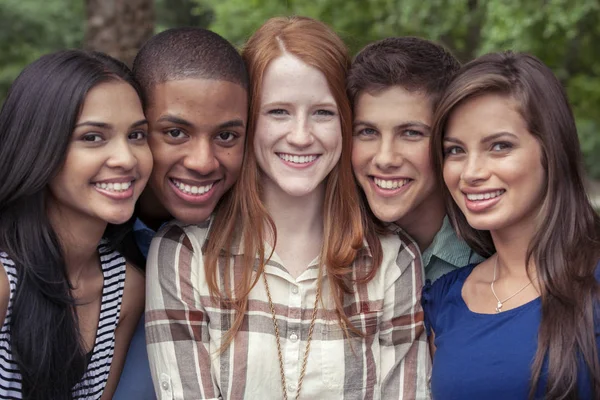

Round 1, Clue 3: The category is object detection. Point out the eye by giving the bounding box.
[315,109,335,117]
[444,146,464,156]
[268,109,288,116]
[355,127,378,137]
[403,129,424,138]
[215,131,238,143]
[82,133,103,142]
[491,142,513,151]
[128,130,147,141]
[165,128,187,139]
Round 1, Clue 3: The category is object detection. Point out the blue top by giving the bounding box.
[422,261,600,400]
[113,218,157,400]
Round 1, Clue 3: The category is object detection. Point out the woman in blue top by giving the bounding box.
[425,51,600,399]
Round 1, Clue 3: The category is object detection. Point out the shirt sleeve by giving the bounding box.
[380,231,431,400]
[145,223,221,400]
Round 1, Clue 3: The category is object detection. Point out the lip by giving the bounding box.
[169,178,221,204]
[462,189,505,212]
[93,184,135,200]
[368,176,413,198]
[93,176,136,184]
[277,153,320,169]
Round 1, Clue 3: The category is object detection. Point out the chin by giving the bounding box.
[174,211,211,225]
[102,209,136,225]
[462,214,505,232]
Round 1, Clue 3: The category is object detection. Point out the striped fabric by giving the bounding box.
[146,220,430,400]
[0,241,127,399]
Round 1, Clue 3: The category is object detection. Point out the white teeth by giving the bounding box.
[95,181,132,192]
[172,179,214,196]
[278,153,318,164]
[466,190,504,201]
[373,177,410,190]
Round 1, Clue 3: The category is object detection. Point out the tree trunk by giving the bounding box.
[84,0,154,66]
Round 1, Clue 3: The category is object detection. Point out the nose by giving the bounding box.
[286,116,314,148]
[182,137,219,175]
[107,138,138,170]
[461,153,490,184]
[373,137,402,170]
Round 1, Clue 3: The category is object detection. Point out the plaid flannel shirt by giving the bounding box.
[146,220,430,400]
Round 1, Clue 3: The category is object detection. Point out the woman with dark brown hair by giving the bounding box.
[146,16,429,399]
[424,51,600,399]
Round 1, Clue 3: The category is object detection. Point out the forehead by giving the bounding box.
[78,81,143,121]
[146,78,248,121]
[445,94,527,138]
[260,53,335,104]
[354,86,433,122]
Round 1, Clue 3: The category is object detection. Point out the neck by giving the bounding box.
[138,187,171,231]
[261,179,325,245]
[396,194,446,251]
[47,205,106,283]
[491,223,537,278]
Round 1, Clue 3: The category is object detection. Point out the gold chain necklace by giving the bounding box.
[490,256,537,313]
[262,272,320,400]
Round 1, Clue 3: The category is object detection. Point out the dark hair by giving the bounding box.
[347,36,460,108]
[132,27,249,106]
[0,49,142,400]
[431,51,600,399]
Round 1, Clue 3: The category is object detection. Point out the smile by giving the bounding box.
[94,181,133,192]
[373,177,410,190]
[172,179,214,195]
[277,153,319,164]
[465,190,505,201]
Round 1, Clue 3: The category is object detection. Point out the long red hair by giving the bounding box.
[204,16,383,349]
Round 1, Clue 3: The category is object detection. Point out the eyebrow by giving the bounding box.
[353,120,430,130]
[75,119,148,129]
[156,115,245,130]
[218,119,245,130]
[156,115,193,127]
[131,119,149,128]
[444,131,519,144]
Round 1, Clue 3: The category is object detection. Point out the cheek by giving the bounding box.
[136,147,154,178]
[443,162,461,189]
[321,124,343,152]
[217,148,244,178]
[409,142,434,177]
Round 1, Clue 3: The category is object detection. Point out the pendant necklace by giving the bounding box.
[490,256,536,313]
[263,272,320,400]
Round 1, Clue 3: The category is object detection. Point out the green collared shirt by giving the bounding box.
[422,216,486,283]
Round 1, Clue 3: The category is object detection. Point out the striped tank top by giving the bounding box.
[0,241,127,399]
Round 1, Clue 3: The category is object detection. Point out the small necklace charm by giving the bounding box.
[490,255,536,314]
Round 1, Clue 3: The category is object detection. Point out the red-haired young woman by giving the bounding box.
[146,16,430,400]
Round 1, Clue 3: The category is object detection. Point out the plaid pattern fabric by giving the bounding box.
[146,220,430,400]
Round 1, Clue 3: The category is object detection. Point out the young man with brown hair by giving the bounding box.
[348,37,484,283]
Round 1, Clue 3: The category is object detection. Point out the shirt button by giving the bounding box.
[291,286,299,294]
[288,383,296,392]
[289,332,298,342]
[161,381,170,391]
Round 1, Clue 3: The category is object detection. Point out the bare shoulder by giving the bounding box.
[0,261,10,327]
[119,263,145,325]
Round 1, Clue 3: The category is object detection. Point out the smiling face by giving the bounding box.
[442,93,546,234]
[48,80,152,225]
[144,78,247,224]
[254,53,342,199]
[352,86,444,227]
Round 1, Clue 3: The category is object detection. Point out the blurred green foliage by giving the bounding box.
[1,0,599,177]
[199,0,600,179]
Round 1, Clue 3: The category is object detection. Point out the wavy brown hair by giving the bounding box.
[431,51,600,399]
[203,16,383,349]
